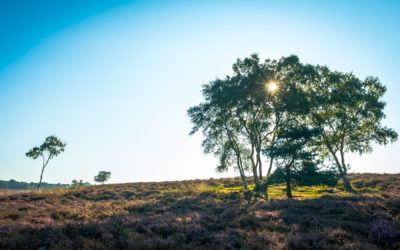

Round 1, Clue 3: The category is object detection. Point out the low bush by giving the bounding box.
[269,162,339,187]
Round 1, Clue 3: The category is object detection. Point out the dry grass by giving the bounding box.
[0,174,399,249]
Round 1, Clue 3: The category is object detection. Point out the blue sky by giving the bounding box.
[0,0,399,184]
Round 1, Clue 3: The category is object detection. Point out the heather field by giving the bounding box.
[0,173,399,249]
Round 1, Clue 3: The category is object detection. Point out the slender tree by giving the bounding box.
[267,68,318,198]
[260,55,310,199]
[188,77,251,190]
[229,55,276,191]
[26,136,66,190]
[308,67,398,191]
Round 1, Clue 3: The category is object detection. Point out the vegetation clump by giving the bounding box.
[269,162,339,187]
[94,171,112,185]
[71,179,90,188]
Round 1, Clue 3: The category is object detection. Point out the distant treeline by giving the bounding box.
[0,179,69,190]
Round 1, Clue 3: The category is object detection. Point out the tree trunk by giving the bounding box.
[341,174,352,192]
[237,157,248,190]
[340,149,353,192]
[264,182,269,200]
[331,153,353,192]
[285,161,293,199]
[324,139,353,192]
[240,172,248,191]
[263,133,277,201]
[257,148,262,179]
[37,165,45,190]
[266,155,274,180]
[252,165,259,186]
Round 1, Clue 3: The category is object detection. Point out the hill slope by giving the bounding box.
[0,174,399,249]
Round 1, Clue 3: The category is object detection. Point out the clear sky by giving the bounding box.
[0,0,399,184]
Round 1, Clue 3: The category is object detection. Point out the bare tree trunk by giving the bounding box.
[340,149,353,192]
[37,165,45,190]
[252,165,259,185]
[257,148,262,179]
[263,134,276,200]
[237,156,248,190]
[286,181,292,199]
[266,155,274,180]
[332,153,352,192]
[341,174,352,191]
[330,152,352,192]
[239,170,248,191]
[285,158,294,199]
[262,156,275,200]
[37,155,51,190]
[248,142,260,189]
[264,185,269,200]
[285,170,292,199]
[323,135,353,192]
[225,125,249,191]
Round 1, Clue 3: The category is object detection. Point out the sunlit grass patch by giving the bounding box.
[193,182,355,200]
[291,185,350,199]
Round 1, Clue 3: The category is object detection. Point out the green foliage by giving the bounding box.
[25,135,66,160]
[269,162,339,187]
[188,54,308,193]
[94,171,111,184]
[188,53,397,197]
[308,68,398,191]
[25,135,66,190]
[71,179,90,188]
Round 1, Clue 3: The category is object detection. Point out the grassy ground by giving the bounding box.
[0,173,399,249]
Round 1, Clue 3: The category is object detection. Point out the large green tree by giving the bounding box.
[266,64,319,198]
[188,55,302,197]
[26,135,66,190]
[188,53,397,198]
[188,76,252,190]
[307,66,398,191]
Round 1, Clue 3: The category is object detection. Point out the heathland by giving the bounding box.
[0,173,399,249]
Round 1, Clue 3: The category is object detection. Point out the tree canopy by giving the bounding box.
[94,171,111,184]
[188,54,397,198]
[307,67,398,190]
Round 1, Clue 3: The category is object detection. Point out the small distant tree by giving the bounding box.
[94,171,111,184]
[71,179,90,188]
[26,135,66,190]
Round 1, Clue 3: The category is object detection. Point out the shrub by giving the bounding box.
[269,162,339,187]
[369,220,400,247]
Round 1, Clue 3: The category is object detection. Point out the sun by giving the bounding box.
[266,81,279,93]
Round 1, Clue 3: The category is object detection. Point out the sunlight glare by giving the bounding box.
[266,81,279,93]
